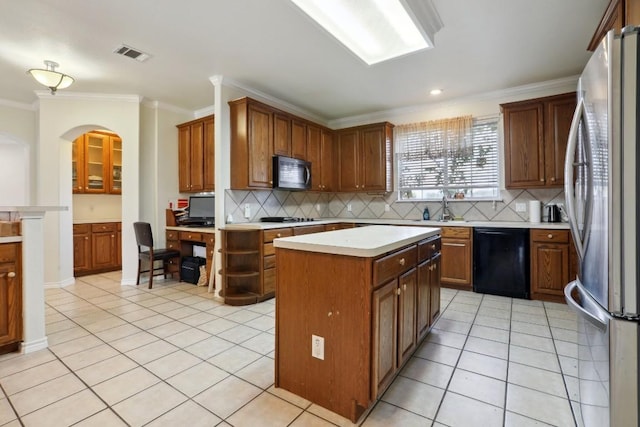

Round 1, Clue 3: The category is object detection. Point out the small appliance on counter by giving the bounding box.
[545,204,561,222]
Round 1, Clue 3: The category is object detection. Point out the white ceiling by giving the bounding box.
[0,0,607,121]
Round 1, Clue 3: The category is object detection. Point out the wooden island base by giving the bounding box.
[274,225,441,423]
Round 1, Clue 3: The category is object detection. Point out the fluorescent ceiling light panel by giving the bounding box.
[291,0,439,65]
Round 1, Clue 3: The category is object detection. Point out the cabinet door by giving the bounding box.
[274,113,292,157]
[337,129,360,192]
[416,259,431,342]
[361,125,387,192]
[72,135,85,193]
[372,279,398,398]
[92,232,117,270]
[503,102,546,188]
[73,232,92,275]
[189,121,205,192]
[178,125,192,192]
[0,245,21,346]
[441,238,472,288]
[248,104,274,188]
[291,120,307,160]
[109,136,122,194]
[531,242,569,298]
[545,95,576,187]
[306,125,323,191]
[203,117,215,191]
[84,133,110,193]
[397,268,417,367]
[430,253,441,325]
[320,129,334,191]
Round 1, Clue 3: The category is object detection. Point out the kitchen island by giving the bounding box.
[274,225,441,423]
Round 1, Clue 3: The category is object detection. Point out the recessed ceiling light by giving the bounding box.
[430,89,442,95]
[291,0,442,65]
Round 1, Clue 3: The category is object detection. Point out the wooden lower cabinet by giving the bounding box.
[276,234,441,422]
[73,222,121,276]
[440,227,473,290]
[0,242,22,354]
[530,229,571,302]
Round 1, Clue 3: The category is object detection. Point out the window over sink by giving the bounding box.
[396,116,499,201]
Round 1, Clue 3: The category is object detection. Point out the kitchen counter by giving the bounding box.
[73,219,121,224]
[273,225,440,257]
[222,218,570,230]
[165,225,216,233]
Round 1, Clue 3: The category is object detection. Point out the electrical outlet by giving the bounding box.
[384,204,390,212]
[316,204,321,212]
[244,204,251,218]
[515,202,526,212]
[347,204,352,212]
[312,335,324,360]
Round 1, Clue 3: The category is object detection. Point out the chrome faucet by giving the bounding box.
[441,195,454,221]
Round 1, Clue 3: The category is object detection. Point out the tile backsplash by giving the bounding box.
[225,188,567,224]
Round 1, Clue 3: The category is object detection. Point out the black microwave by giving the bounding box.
[272,155,311,191]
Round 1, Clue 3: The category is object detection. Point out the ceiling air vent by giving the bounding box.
[113,44,150,62]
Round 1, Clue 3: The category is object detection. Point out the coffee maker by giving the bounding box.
[545,204,561,222]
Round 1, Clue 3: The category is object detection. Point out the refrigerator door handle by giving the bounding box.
[565,98,586,260]
[564,280,610,332]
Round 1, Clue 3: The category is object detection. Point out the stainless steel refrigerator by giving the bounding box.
[564,27,640,427]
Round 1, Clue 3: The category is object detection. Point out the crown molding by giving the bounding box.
[0,98,37,111]
[140,97,193,116]
[210,75,329,126]
[327,75,580,129]
[34,91,143,103]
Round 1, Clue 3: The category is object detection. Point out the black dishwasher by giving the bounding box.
[473,227,530,299]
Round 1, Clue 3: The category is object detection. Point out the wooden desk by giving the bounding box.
[165,226,215,285]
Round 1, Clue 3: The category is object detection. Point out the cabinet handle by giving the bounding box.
[399,258,405,266]
[403,283,407,291]
[85,236,88,240]
[540,178,545,182]
[551,177,556,182]
[396,288,401,295]
[111,235,115,238]
[548,234,553,239]
[431,244,436,250]
[276,233,282,238]
[8,272,15,278]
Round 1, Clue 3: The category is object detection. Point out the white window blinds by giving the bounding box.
[396,116,499,200]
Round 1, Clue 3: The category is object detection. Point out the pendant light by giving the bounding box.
[28,60,74,94]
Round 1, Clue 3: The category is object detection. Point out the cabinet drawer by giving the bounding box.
[91,223,117,233]
[263,228,293,243]
[0,243,17,263]
[73,224,91,234]
[441,227,471,239]
[166,230,179,241]
[373,245,417,287]
[264,267,276,294]
[324,223,342,231]
[166,240,180,251]
[179,231,203,242]
[531,229,569,243]
[263,243,275,257]
[418,237,441,261]
[292,225,326,236]
[264,254,276,269]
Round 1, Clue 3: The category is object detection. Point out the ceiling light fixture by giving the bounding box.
[28,60,74,94]
[290,0,443,65]
[430,89,442,95]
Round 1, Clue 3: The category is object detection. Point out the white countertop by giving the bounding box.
[0,206,68,212]
[273,225,440,257]
[73,219,121,224]
[222,218,570,230]
[0,236,22,244]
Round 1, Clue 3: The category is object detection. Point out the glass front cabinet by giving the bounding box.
[72,131,122,194]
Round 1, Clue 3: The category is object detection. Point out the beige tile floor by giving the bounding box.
[0,272,580,426]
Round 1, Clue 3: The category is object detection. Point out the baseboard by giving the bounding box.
[44,277,76,289]
[20,337,49,354]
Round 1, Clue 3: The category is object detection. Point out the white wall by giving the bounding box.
[0,103,37,203]
[37,93,140,286]
[72,194,122,222]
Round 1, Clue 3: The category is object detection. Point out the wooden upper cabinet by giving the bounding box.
[320,129,335,191]
[273,113,292,156]
[291,120,307,160]
[72,131,120,194]
[588,0,640,51]
[177,115,214,193]
[337,122,394,192]
[248,103,273,188]
[501,92,576,189]
[306,125,334,192]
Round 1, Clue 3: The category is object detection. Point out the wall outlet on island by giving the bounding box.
[312,334,324,360]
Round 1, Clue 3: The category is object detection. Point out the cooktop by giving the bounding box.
[260,217,316,223]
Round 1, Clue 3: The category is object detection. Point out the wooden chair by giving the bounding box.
[133,222,181,289]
